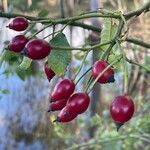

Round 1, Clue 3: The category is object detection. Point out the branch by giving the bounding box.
[125,1,150,19]
[126,37,150,48]
[52,40,111,51]
[126,58,150,72]
[0,1,149,30]
[0,11,45,20]
[67,134,150,150]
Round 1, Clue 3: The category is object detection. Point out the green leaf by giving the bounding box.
[2,50,22,64]
[16,68,26,80]
[0,89,10,95]
[0,50,7,67]
[48,33,71,75]
[38,9,49,17]
[19,57,32,70]
[108,54,122,70]
[100,18,117,50]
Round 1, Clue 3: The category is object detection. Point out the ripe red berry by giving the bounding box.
[44,61,55,82]
[48,99,67,112]
[54,106,77,123]
[24,39,51,60]
[8,35,28,52]
[8,17,28,31]
[50,79,75,102]
[92,60,115,84]
[110,94,134,130]
[67,92,90,114]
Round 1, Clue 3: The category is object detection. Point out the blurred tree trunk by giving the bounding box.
[88,0,102,138]
[65,0,75,78]
[2,0,8,12]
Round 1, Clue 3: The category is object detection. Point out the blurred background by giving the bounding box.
[0,0,150,150]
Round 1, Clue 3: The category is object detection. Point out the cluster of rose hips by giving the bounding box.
[45,60,134,130]
[7,17,52,60]
[7,17,135,130]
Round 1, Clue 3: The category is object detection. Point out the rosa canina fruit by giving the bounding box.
[7,17,28,31]
[48,99,67,112]
[44,61,55,82]
[110,94,134,131]
[8,35,28,52]
[24,39,52,60]
[66,92,90,114]
[50,79,75,102]
[54,106,77,123]
[92,60,115,84]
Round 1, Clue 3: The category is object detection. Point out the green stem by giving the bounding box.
[0,1,149,21]
[87,55,123,94]
[0,1,149,32]
[84,75,93,93]
[52,40,111,51]
[73,50,90,81]
[100,40,115,60]
[101,20,124,60]
[28,22,53,39]
[126,57,150,72]
[43,21,73,39]
[75,67,92,85]
[117,40,128,93]
[125,1,150,19]
[67,133,150,150]
[126,37,150,48]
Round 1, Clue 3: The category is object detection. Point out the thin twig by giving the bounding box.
[0,1,149,31]
[126,57,150,72]
[126,37,150,48]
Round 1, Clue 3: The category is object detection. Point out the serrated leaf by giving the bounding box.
[19,57,32,70]
[0,89,10,95]
[48,33,71,75]
[108,54,122,70]
[100,18,117,50]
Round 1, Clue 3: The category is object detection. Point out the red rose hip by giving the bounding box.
[8,17,28,31]
[8,35,28,52]
[67,92,90,114]
[92,60,115,84]
[25,39,51,60]
[48,99,67,112]
[54,106,77,123]
[50,79,75,102]
[110,94,134,131]
[44,61,55,82]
